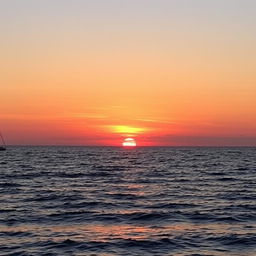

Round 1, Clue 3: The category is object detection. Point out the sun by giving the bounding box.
[122,138,137,147]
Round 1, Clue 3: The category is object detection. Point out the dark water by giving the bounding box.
[0,146,256,256]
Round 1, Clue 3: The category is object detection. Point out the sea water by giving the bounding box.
[0,146,255,256]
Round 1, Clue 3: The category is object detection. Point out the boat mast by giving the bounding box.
[0,132,6,147]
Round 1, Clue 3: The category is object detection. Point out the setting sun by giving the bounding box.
[122,138,137,147]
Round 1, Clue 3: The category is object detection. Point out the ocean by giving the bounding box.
[0,146,255,256]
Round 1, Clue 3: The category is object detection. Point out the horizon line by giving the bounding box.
[4,145,256,148]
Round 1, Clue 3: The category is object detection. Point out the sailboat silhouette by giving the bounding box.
[0,132,6,151]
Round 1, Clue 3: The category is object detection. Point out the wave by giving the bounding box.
[208,234,256,247]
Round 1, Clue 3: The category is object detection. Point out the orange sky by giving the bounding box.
[1,1,256,146]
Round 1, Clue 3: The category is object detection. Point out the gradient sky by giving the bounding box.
[1,0,256,146]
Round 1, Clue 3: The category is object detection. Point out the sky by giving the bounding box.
[1,0,256,146]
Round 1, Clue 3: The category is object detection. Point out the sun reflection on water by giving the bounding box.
[1,222,255,243]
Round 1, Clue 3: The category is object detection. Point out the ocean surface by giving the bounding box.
[0,146,256,256]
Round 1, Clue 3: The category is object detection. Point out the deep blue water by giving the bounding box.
[0,146,256,256]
